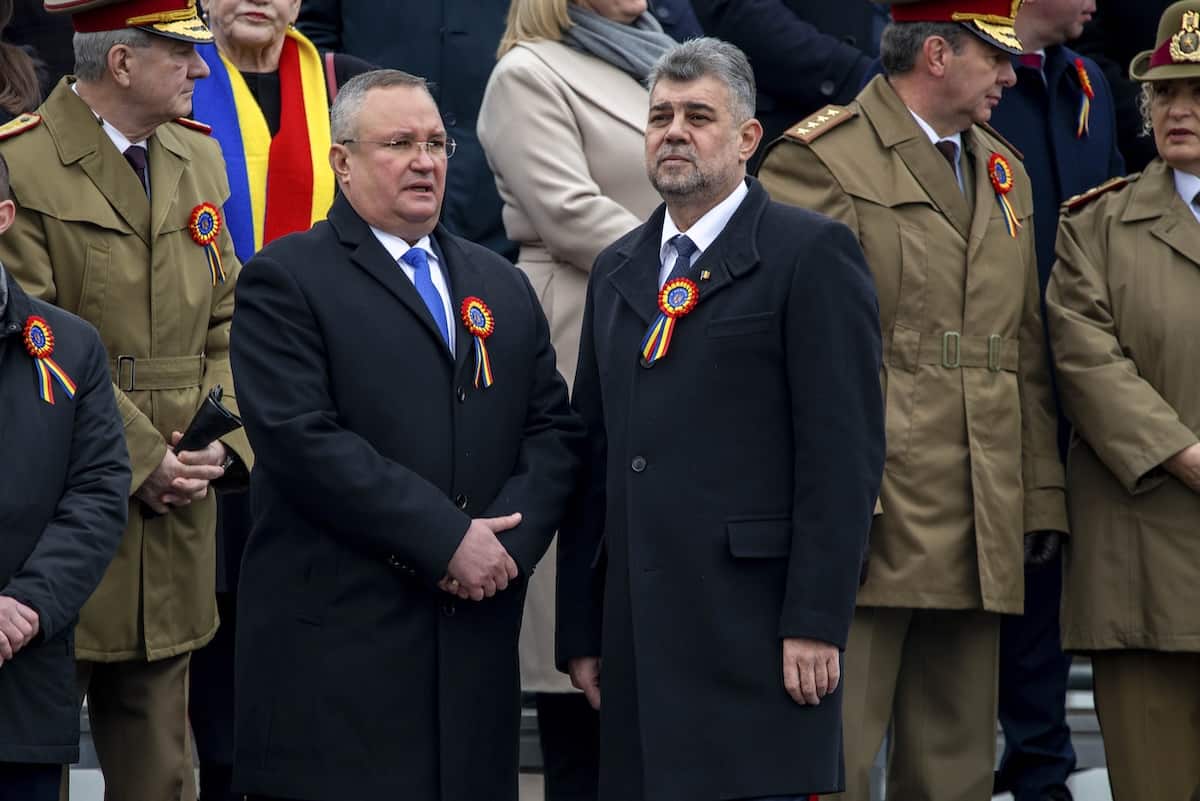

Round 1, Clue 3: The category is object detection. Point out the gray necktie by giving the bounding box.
[664,234,698,285]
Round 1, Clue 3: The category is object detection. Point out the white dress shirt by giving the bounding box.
[909,108,965,191]
[370,228,457,352]
[1173,168,1200,225]
[658,180,749,287]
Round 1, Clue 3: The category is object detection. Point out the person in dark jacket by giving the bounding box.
[988,4,1124,798]
[0,151,130,801]
[671,0,888,166]
[296,0,517,261]
[1074,0,1172,171]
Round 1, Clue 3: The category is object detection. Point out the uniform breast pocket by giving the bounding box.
[706,311,775,339]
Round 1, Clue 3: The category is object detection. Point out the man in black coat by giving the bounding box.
[229,69,583,801]
[0,154,129,801]
[558,39,885,801]
[296,0,517,261]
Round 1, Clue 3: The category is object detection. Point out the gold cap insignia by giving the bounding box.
[1171,11,1200,62]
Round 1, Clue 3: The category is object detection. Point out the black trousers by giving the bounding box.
[536,692,600,801]
[190,591,239,801]
[0,762,60,801]
[995,554,1076,801]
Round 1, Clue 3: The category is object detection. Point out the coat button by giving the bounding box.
[442,601,456,617]
[387,554,401,568]
[457,386,467,403]
[820,79,836,97]
[631,456,647,473]
[455,493,468,510]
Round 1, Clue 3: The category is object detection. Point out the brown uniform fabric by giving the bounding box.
[70,655,196,801]
[1091,650,1200,801]
[834,607,1001,801]
[1046,160,1200,652]
[758,75,1067,614]
[477,39,661,694]
[0,79,251,663]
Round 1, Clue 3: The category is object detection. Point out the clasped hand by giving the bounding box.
[437,513,522,601]
[0,596,40,668]
[134,431,228,514]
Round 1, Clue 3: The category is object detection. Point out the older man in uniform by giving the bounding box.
[0,2,250,798]
[759,2,1068,799]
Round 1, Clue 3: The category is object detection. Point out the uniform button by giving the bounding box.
[631,456,647,473]
[455,493,468,510]
[444,113,457,127]
[442,601,456,617]
[387,554,401,568]
[457,386,467,403]
[820,80,836,97]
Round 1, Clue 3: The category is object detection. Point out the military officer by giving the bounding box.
[0,1,250,798]
[758,1,1068,799]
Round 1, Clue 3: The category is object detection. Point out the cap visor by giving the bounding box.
[138,17,213,43]
[1127,50,1200,82]
[962,20,1023,55]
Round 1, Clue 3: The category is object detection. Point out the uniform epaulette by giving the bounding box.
[172,117,212,135]
[0,113,42,142]
[783,105,857,144]
[1062,176,1134,212]
[979,122,1024,161]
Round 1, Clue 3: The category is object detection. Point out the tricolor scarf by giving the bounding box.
[193,28,334,264]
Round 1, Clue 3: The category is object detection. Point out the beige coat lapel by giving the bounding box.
[149,124,188,239]
[517,40,647,137]
[966,132,998,261]
[1128,162,1200,268]
[861,78,971,239]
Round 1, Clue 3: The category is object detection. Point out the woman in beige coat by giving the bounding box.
[477,0,668,795]
[1046,3,1200,798]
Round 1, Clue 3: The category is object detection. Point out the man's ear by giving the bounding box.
[329,144,351,185]
[924,35,953,78]
[738,118,764,164]
[0,199,16,237]
[107,44,135,88]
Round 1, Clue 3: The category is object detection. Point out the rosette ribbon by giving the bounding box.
[190,202,227,286]
[23,316,76,405]
[640,278,699,366]
[1075,58,1094,139]
[461,296,496,389]
[988,153,1022,239]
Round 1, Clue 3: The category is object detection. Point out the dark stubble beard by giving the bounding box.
[649,152,743,207]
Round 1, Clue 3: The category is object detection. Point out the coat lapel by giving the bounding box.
[433,229,488,378]
[329,196,455,361]
[966,132,998,261]
[43,83,151,244]
[608,204,669,326]
[1127,162,1200,268]
[861,77,971,239]
[517,41,647,137]
[149,124,188,239]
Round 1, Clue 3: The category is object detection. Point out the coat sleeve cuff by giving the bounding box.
[1023,487,1069,535]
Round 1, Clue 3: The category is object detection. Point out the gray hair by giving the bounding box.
[647,37,756,123]
[72,29,154,82]
[880,21,966,76]
[330,69,433,144]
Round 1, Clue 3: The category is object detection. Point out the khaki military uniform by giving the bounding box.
[0,78,251,799]
[1047,161,1200,801]
[759,75,1067,800]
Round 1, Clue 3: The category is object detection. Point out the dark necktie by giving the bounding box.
[1018,52,1045,71]
[664,234,698,286]
[935,140,961,189]
[123,144,149,196]
[400,247,451,350]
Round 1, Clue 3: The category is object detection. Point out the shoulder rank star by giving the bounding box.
[23,316,76,404]
[461,297,496,388]
[640,277,699,367]
[189,203,226,286]
[988,153,1022,238]
[1074,59,1095,138]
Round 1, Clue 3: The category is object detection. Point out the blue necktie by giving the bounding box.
[400,247,450,349]
[664,234,698,285]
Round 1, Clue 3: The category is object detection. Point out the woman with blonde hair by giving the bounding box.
[478,1,671,798]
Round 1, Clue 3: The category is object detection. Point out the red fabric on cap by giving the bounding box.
[1150,38,1180,69]
[70,0,193,33]
[891,0,1016,23]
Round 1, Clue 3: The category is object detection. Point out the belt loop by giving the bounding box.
[941,331,961,369]
[116,355,136,392]
[987,335,1002,372]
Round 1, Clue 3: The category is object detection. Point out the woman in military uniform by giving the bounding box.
[1046,2,1200,798]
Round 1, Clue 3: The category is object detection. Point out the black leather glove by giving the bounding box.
[1024,530,1062,567]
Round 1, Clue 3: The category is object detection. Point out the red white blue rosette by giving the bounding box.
[189,202,226,286]
[1074,58,1095,138]
[461,296,495,388]
[22,316,76,404]
[988,153,1022,239]
[640,277,699,366]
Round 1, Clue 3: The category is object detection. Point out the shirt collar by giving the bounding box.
[908,108,963,153]
[1172,168,1200,210]
[71,82,148,153]
[369,227,438,265]
[659,180,749,263]
[0,262,7,321]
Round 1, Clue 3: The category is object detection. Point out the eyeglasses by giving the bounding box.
[339,137,457,159]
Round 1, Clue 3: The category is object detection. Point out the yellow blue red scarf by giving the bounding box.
[193,28,334,263]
